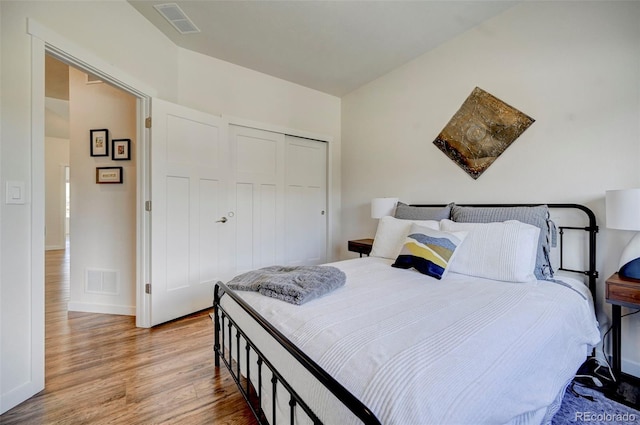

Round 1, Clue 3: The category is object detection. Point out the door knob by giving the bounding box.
[216,217,228,223]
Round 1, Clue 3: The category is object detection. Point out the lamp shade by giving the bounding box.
[606,189,640,231]
[371,197,398,219]
[606,188,640,280]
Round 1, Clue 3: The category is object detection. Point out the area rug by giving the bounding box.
[552,382,639,424]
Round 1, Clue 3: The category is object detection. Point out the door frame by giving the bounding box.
[28,19,155,333]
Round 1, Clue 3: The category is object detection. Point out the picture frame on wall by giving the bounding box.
[96,167,123,184]
[90,129,109,157]
[112,139,131,160]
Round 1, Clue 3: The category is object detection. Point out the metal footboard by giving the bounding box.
[213,281,382,425]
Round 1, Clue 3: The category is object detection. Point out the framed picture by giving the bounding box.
[112,139,131,160]
[90,129,109,157]
[96,167,123,184]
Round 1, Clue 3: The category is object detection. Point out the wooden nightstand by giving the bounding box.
[605,273,640,377]
[348,238,373,257]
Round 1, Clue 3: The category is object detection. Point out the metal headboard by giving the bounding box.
[412,203,599,301]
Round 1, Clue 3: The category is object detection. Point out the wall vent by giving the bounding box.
[86,269,119,295]
[153,3,201,35]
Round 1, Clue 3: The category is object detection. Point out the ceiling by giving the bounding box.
[127,1,516,97]
[46,54,70,100]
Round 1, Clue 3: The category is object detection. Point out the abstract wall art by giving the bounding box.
[433,87,535,179]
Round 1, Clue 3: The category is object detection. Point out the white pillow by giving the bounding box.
[370,216,439,259]
[440,219,540,282]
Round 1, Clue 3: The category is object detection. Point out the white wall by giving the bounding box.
[44,136,69,250]
[1,0,178,412]
[1,0,341,413]
[0,1,4,413]
[45,98,70,139]
[177,49,342,259]
[67,66,137,315]
[342,2,640,375]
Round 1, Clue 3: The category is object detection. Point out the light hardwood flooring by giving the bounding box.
[0,244,257,424]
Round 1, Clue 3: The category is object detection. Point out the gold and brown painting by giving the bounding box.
[433,87,534,180]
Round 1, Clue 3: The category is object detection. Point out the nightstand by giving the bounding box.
[605,273,640,377]
[348,238,373,257]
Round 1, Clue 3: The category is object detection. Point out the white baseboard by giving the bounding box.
[67,302,135,316]
[45,244,64,251]
[0,379,44,415]
[598,318,640,379]
[622,358,640,379]
[597,350,640,379]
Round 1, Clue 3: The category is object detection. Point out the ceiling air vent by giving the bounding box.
[153,3,201,35]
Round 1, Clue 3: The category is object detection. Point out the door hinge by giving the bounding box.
[145,117,152,128]
[145,201,152,212]
[145,283,151,294]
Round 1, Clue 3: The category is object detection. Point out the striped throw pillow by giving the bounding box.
[392,224,467,280]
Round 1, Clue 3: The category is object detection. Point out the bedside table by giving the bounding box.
[606,273,640,377]
[348,238,373,257]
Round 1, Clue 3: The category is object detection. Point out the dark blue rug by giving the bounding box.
[552,382,639,424]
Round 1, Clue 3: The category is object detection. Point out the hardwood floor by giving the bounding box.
[0,244,257,424]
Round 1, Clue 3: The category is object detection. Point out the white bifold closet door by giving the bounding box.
[150,107,328,326]
[228,125,286,274]
[285,135,327,266]
[228,127,328,271]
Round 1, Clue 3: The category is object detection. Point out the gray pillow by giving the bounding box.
[394,202,452,221]
[451,204,553,280]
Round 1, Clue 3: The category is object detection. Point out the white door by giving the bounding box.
[285,136,327,265]
[150,98,229,326]
[228,125,286,274]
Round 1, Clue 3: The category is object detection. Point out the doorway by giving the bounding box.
[44,54,138,317]
[4,26,154,413]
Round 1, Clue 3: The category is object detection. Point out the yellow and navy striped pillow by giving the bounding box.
[392,224,466,280]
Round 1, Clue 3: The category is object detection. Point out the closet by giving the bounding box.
[150,99,328,325]
[229,125,328,272]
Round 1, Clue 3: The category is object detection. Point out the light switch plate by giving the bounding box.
[6,181,26,204]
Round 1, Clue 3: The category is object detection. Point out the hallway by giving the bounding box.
[0,245,256,424]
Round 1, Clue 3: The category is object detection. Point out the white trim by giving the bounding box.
[56,163,67,250]
[27,19,156,99]
[622,357,640,379]
[136,98,152,328]
[67,302,135,317]
[326,138,336,262]
[45,245,65,251]
[4,35,49,415]
[27,18,154,340]
[223,115,332,143]
[31,33,46,402]
[0,23,2,410]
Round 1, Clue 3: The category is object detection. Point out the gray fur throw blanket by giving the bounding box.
[226,265,346,305]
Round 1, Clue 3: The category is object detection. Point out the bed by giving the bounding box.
[213,203,601,425]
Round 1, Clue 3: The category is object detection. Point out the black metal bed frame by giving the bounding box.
[213,203,599,425]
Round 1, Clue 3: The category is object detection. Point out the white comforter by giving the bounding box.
[221,257,600,425]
